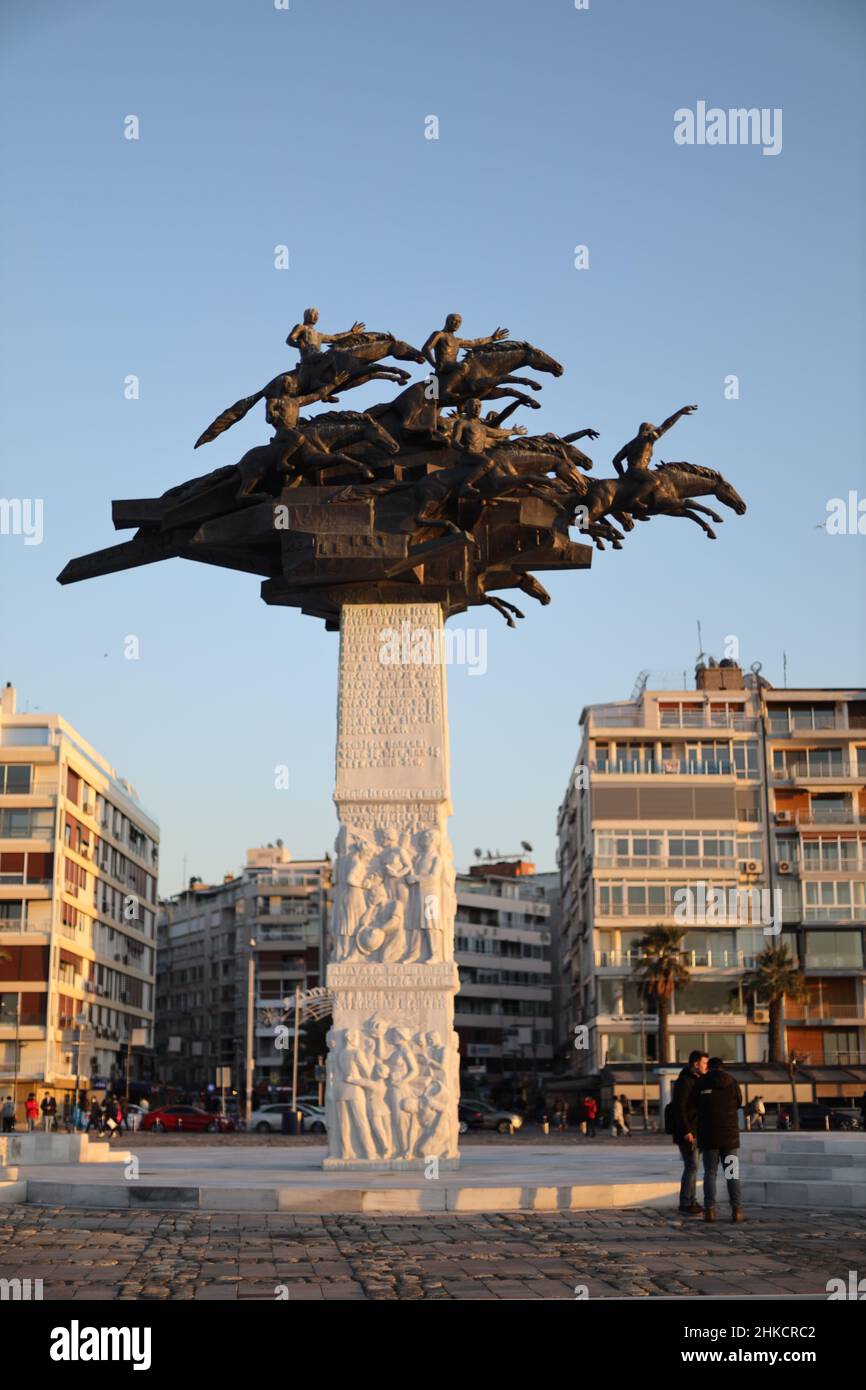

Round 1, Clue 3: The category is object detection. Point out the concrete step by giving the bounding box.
[742,1165,863,1184]
[748,1138,864,1158]
[23,1176,683,1214]
[0,1179,27,1205]
[739,1178,866,1208]
[0,1166,19,1181]
[762,1150,863,1168]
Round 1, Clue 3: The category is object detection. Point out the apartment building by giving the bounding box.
[0,682,159,1105]
[454,861,557,1097]
[155,845,330,1098]
[556,661,866,1111]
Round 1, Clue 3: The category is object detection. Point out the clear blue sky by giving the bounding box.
[2,0,864,892]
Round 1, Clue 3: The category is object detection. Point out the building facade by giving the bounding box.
[155,845,330,1099]
[0,682,159,1106]
[454,861,557,1097]
[556,662,866,1110]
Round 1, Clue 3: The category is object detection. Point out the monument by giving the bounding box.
[59,308,746,1168]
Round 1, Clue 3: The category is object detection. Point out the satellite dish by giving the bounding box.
[474,848,482,859]
[521,840,533,853]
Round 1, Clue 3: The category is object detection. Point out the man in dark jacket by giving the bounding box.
[671,1050,708,1215]
[696,1057,745,1222]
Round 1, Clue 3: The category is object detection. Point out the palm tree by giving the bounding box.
[631,925,691,1066]
[742,943,806,1063]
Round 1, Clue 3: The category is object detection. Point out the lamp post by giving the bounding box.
[244,937,256,1129]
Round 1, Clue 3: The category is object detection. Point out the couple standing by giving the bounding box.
[671,1049,746,1223]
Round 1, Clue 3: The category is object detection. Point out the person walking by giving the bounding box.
[611,1094,629,1137]
[751,1095,766,1132]
[1,1096,16,1133]
[87,1100,102,1134]
[40,1092,56,1132]
[670,1049,708,1216]
[697,1057,745,1223]
[582,1094,598,1138]
[25,1093,39,1132]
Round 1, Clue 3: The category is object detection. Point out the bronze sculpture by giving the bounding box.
[58,312,746,626]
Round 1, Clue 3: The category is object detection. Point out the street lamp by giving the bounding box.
[244,937,256,1129]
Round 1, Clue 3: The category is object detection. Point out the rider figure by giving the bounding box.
[421,313,509,380]
[286,307,366,362]
[612,405,697,512]
[452,398,527,496]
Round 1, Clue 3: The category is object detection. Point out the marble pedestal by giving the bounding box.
[324,604,461,1170]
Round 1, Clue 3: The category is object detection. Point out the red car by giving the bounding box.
[140,1105,235,1134]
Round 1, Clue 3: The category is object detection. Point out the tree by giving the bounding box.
[631,925,691,1067]
[742,943,806,1064]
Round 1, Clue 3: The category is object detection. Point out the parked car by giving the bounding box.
[250,1101,327,1134]
[458,1100,522,1135]
[777,1103,862,1132]
[141,1105,235,1133]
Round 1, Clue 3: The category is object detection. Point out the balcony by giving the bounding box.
[791,809,861,826]
[595,949,760,970]
[592,758,735,777]
[784,1003,863,1022]
[773,762,858,782]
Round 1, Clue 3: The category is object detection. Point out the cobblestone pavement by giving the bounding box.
[1,1204,863,1300]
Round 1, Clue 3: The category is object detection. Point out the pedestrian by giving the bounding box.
[25,1093,39,1132]
[696,1057,745,1224]
[860,1091,866,1132]
[751,1095,766,1132]
[87,1100,102,1133]
[582,1094,598,1138]
[40,1092,55,1132]
[1,1095,15,1133]
[669,1049,708,1216]
[555,1100,568,1135]
[62,1094,73,1132]
[612,1094,631,1137]
[71,1099,83,1132]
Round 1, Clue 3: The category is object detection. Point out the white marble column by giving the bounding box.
[324,603,460,1169]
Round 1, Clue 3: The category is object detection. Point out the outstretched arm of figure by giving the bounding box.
[457,326,509,349]
[657,404,698,436]
[563,428,600,442]
[485,399,522,428]
[320,322,366,344]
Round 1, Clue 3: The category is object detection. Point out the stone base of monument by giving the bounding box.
[322,1157,461,1171]
[15,1144,693,1213]
[0,1133,132,1166]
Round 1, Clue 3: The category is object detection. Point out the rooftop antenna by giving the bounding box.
[630,669,649,701]
[782,651,788,687]
[696,619,705,662]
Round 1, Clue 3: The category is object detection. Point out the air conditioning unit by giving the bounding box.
[114,953,121,961]
[754,1008,770,1023]
[775,811,793,825]
[740,860,762,875]
[778,861,792,874]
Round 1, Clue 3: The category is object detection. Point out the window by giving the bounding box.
[675,980,742,1015]
[1,727,49,746]
[804,930,864,968]
[0,764,32,793]
[804,881,866,921]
